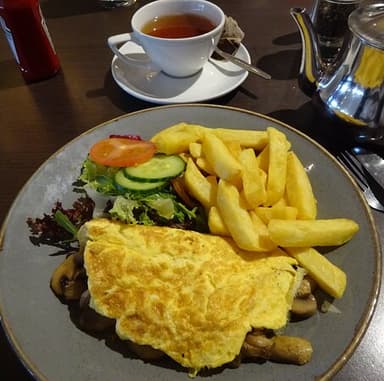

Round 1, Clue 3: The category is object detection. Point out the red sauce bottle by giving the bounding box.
[0,0,60,83]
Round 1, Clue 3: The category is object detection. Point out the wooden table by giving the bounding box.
[1,1,383,379]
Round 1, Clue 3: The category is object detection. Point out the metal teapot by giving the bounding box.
[291,2,384,141]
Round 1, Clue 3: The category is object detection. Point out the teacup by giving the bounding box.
[107,0,225,77]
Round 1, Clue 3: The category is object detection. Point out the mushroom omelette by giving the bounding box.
[81,218,309,375]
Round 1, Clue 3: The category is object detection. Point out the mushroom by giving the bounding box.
[50,251,87,301]
[291,294,318,318]
[78,290,115,332]
[242,330,313,365]
[295,276,317,298]
[291,276,318,319]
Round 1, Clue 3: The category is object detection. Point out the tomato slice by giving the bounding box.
[89,138,156,167]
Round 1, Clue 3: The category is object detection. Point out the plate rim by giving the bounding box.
[0,104,381,381]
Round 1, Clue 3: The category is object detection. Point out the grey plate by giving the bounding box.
[0,105,381,381]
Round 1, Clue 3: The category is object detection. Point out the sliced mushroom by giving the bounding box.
[50,252,87,301]
[267,335,313,365]
[291,294,318,318]
[78,290,115,332]
[242,329,274,359]
[242,330,313,365]
[295,276,317,298]
[291,275,318,319]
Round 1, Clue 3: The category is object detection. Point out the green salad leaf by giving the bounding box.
[78,158,121,195]
[77,157,207,232]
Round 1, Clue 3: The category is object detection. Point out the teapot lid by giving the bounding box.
[349,2,384,49]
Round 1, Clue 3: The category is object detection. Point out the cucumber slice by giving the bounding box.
[124,154,186,183]
[115,170,166,192]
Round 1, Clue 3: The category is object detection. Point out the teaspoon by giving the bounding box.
[213,45,271,80]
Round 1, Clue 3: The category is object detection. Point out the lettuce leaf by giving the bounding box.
[78,158,121,195]
[77,158,207,231]
[108,193,198,227]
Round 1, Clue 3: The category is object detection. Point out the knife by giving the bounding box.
[351,147,384,190]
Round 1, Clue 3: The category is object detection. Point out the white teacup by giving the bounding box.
[107,0,225,77]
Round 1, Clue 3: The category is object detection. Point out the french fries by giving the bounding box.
[256,205,298,224]
[268,218,359,247]
[285,247,347,298]
[211,128,268,149]
[208,206,229,236]
[152,123,360,299]
[238,148,267,207]
[265,127,290,206]
[184,158,217,210]
[286,151,317,219]
[202,133,243,183]
[216,179,263,251]
[151,122,205,154]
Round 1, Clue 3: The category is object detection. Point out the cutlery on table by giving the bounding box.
[337,151,384,212]
[212,45,272,79]
[350,147,384,190]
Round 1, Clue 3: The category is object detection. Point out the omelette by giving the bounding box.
[82,218,300,374]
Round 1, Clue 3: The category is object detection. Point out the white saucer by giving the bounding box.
[111,42,250,104]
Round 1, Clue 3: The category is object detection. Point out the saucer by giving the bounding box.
[111,42,250,104]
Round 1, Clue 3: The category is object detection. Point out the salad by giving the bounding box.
[27,135,207,250]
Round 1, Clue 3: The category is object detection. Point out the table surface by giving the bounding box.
[1,0,383,380]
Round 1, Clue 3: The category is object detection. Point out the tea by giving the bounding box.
[142,13,216,38]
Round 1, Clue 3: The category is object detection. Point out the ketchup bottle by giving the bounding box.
[0,0,60,83]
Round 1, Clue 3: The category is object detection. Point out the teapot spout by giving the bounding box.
[290,7,322,96]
